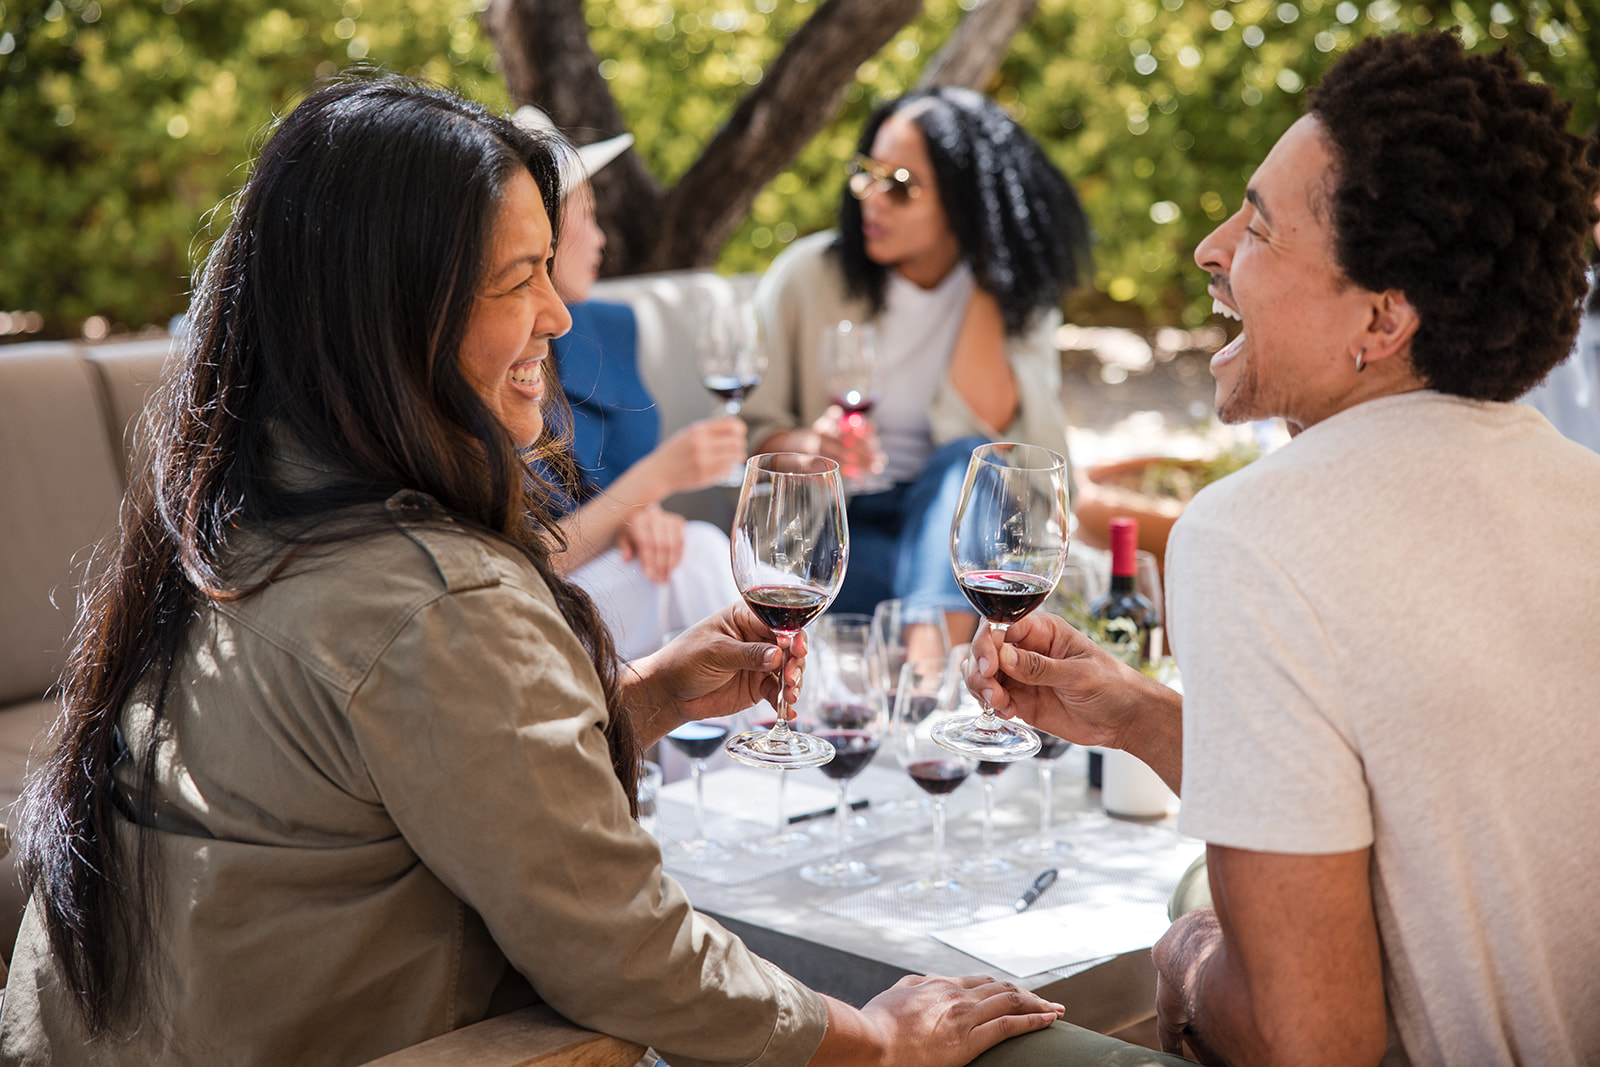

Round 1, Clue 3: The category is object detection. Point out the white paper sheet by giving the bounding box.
[659,766,844,825]
[931,884,1176,978]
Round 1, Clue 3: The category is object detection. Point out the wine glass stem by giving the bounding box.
[833,780,852,865]
[976,621,1007,726]
[932,796,949,885]
[768,637,795,735]
[692,758,709,843]
[773,770,789,834]
[1038,761,1055,837]
[981,778,996,860]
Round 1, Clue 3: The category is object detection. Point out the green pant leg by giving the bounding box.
[967,1020,1193,1066]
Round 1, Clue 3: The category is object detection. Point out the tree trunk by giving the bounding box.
[915,0,1038,92]
[649,0,923,269]
[482,0,664,274]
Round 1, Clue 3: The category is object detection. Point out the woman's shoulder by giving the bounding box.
[762,230,842,287]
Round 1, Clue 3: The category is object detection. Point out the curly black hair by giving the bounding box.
[833,87,1092,337]
[1308,31,1599,402]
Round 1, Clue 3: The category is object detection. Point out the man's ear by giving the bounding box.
[1358,290,1420,365]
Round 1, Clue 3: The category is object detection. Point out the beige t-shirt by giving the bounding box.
[1,490,827,1067]
[1172,391,1600,1066]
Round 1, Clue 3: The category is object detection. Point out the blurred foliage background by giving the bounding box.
[1,0,1594,339]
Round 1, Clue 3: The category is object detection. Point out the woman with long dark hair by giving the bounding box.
[743,87,1092,620]
[0,78,1063,1065]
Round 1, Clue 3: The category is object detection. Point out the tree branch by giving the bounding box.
[481,0,663,273]
[916,0,1038,92]
[649,0,923,270]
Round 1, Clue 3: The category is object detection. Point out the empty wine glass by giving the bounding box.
[940,442,1071,761]
[725,454,848,769]
[665,721,735,863]
[867,599,952,713]
[958,755,1018,882]
[893,657,976,908]
[740,712,816,858]
[1014,729,1076,861]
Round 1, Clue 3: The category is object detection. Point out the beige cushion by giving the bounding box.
[84,338,177,484]
[0,346,126,707]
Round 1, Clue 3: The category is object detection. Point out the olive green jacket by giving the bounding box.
[1,485,825,1067]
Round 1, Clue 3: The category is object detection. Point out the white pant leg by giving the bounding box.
[569,520,739,663]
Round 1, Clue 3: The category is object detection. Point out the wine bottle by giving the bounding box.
[1088,517,1155,790]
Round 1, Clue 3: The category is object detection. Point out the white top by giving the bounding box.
[1170,391,1600,1067]
[874,263,976,482]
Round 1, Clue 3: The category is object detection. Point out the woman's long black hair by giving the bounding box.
[834,87,1092,335]
[15,75,637,1037]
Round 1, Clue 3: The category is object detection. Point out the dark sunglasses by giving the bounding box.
[847,155,923,204]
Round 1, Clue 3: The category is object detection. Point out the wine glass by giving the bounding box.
[893,657,976,908]
[1015,729,1076,861]
[959,756,1017,881]
[867,599,952,712]
[665,721,736,863]
[740,712,816,858]
[696,295,765,417]
[939,442,1071,761]
[725,453,849,769]
[800,616,885,887]
[820,321,888,494]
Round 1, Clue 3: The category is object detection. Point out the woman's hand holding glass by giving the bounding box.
[624,603,806,748]
[724,453,848,769]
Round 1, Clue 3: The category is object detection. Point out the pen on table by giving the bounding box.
[1014,868,1058,913]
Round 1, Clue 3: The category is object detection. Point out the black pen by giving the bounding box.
[1013,868,1058,913]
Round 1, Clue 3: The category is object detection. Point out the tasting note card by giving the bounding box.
[931,888,1176,978]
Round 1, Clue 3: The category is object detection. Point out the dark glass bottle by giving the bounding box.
[1088,517,1155,789]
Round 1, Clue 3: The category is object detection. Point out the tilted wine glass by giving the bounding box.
[725,453,849,769]
[938,442,1071,761]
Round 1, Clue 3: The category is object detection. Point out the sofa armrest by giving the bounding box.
[358,1005,646,1067]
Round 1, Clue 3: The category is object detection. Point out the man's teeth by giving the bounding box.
[1213,298,1241,322]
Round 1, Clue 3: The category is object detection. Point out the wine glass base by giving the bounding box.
[726,728,837,770]
[672,837,737,864]
[931,714,1041,761]
[741,828,813,859]
[799,858,881,888]
[896,875,976,911]
[1013,835,1075,861]
[955,853,1019,882]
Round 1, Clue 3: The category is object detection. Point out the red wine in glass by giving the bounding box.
[742,584,830,633]
[908,758,971,796]
[704,373,761,410]
[667,721,730,760]
[1035,733,1073,761]
[819,700,876,731]
[957,571,1054,627]
[817,731,880,780]
[665,721,735,863]
[830,391,876,417]
[977,760,1010,777]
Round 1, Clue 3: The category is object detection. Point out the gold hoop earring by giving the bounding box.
[1355,348,1367,373]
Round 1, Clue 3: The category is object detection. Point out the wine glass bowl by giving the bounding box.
[939,442,1071,761]
[665,721,736,863]
[697,296,766,417]
[892,657,977,908]
[725,454,849,770]
[819,320,889,494]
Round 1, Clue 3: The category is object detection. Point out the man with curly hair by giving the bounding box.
[965,30,1600,1067]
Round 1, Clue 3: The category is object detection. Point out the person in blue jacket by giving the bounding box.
[516,108,746,660]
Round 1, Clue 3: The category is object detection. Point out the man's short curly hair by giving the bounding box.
[1309,31,1599,401]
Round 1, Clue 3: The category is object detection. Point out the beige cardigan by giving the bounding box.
[743,230,1072,485]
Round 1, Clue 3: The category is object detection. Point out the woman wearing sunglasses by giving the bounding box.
[743,87,1092,623]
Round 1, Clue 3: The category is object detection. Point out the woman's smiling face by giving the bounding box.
[457,168,571,449]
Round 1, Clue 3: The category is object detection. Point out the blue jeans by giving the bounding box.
[831,436,986,617]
